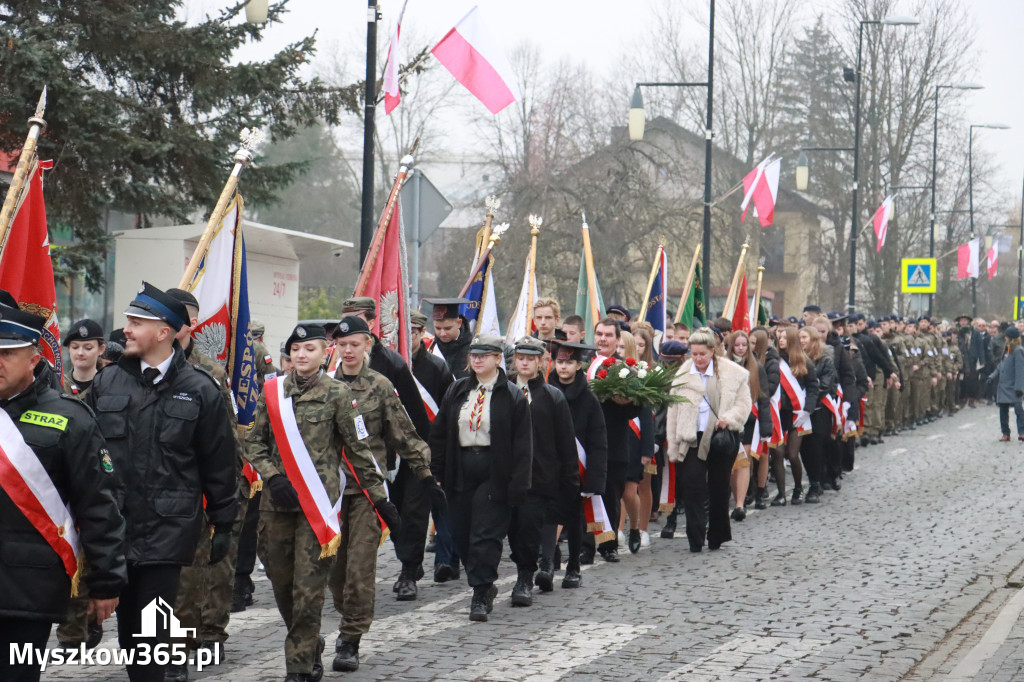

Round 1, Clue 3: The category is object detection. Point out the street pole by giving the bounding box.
[359,0,379,265]
[1018,171,1024,319]
[929,87,939,317]
[409,169,421,308]
[848,21,869,315]
[969,125,976,318]
[702,0,715,300]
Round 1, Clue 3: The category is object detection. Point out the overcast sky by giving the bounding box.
[192,0,1023,205]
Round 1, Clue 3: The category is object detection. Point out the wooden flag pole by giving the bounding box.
[354,154,415,295]
[457,223,509,298]
[180,128,264,288]
[0,88,47,257]
[751,265,765,326]
[525,215,542,334]
[581,211,601,325]
[638,243,665,322]
[722,242,749,319]
[674,244,701,324]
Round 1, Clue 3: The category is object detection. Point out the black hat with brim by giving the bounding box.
[0,306,45,348]
[124,282,188,332]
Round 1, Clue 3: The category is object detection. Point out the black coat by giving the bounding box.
[812,353,838,401]
[434,316,473,379]
[429,369,533,505]
[850,347,870,404]
[522,375,579,499]
[967,330,991,370]
[762,346,781,396]
[754,360,773,438]
[370,338,430,440]
[827,333,860,405]
[855,331,894,379]
[779,351,819,412]
[411,340,454,406]
[550,370,608,494]
[87,345,238,565]
[0,367,127,621]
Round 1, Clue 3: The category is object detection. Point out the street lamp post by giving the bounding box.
[629,0,715,298]
[848,16,918,314]
[359,0,381,265]
[1019,173,1024,319]
[968,123,1011,317]
[930,83,983,316]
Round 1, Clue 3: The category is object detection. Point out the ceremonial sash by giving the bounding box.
[339,447,391,547]
[767,386,785,448]
[779,360,810,433]
[628,417,641,439]
[575,437,615,544]
[242,460,262,496]
[586,355,608,380]
[750,403,772,457]
[658,460,676,512]
[0,409,81,594]
[413,376,439,422]
[822,395,841,435]
[264,376,343,559]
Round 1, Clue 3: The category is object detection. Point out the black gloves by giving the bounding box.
[422,475,449,515]
[208,525,232,565]
[268,474,300,509]
[374,499,402,534]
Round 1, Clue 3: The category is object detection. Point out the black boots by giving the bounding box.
[791,485,804,505]
[805,482,822,503]
[470,584,498,621]
[628,529,642,554]
[510,569,534,606]
[535,558,554,592]
[754,487,768,510]
[332,639,359,672]
[393,563,423,601]
[660,509,679,538]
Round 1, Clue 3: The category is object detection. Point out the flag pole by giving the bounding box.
[638,243,665,322]
[582,212,601,325]
[525,215,542,335]
[0,88,47,257]
[457,223,509,298]
[354,153,415,295]
[722,242,749,319]
[673,244,701,324]
[472,196,500,324]
[180,128,264,288]
[751,265,765,327]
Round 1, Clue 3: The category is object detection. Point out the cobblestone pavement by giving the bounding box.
[43,405,1024,681]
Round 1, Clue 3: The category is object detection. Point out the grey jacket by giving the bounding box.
[991,344,1024,405]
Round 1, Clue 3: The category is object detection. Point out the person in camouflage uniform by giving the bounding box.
[164,289,249,682]
[326,316,441,672]
[920,318,944,417]
[946,331,962,413]
[247,323,399,682]
[251,320,278,387]
[881,317,905,436]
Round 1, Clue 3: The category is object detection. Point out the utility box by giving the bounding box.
[113,220,352,355]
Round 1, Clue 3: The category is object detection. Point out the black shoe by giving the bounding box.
[86,621,103,649]
[791,485,803,506]
[470,590,489,622]
[332,640,359,673]
[394,564,421,601]
[830,477,842,491]
[805,483,821,504]
[907,423,917,430]
[754,488,768,510]
[310,635,325,682]
[166,663,189,682]
[283,675,311,682]
[434,563,456,583]
[485,584,497,613]
[708,542,721,550]
[689,543,702,553]
[561,568,582,589]
[579,547,595,565]
[392,563,424,592]
[660,511,678,539]
[425,539,436,553]
[744,491,755,507]
[771,493,787,507]
[860,435,871,447]
[731,507,746,521]
[599,548,620,563]
[535,559,554,592]
[231,587,248,613]
[628,529,642,554]
[510,569,534,606]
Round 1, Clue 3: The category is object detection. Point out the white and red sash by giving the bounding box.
[765,386,785,448]
[575,438,615,544]
[659,461,676,512]
[628,417,641,439]
[587,355,609,380]
[264,376,344,559]
[0,409,81,593]
[242,460,262,496]
[414,376,439,422]
[779,360,810,433]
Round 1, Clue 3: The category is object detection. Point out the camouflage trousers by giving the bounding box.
[327,494,383,643]
[259,510,333,675]
[865,371,887,436]
[172,497,248,648]
[55,574,91,644]
[885,382,901,431]
[912,378,931,421]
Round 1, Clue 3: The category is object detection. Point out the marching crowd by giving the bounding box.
[2,280,1021,682]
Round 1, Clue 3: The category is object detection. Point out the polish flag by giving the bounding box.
[382,0,409,115]
[957,238,980,280]
[872,195,893,253]
[431,6,520,114]
[740,154,781,228]
[987,246,998,280]
[504,255,537,345]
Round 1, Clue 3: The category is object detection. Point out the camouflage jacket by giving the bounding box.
[253,340,278,385]
[63,370,95,399]
[246,370,386,511]
[188,345,247,497]
[333,360,431,495]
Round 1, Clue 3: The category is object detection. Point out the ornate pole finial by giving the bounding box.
[29,86,47,129]
[489,222,510,246]
[485,196,501,215]
[233,127,265,168]
[528,214,543,236]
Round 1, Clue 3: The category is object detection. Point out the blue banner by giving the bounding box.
[644,249,667,334]
[460,253,491,333]
[231,233,259,428]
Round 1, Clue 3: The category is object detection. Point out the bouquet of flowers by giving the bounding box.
[589,357,686,410]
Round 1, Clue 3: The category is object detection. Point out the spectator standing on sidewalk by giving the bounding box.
[990,326,1024,442]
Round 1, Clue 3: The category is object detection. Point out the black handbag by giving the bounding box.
[703,394,740,457]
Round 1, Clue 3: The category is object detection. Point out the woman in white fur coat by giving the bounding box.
[665,327,752,552]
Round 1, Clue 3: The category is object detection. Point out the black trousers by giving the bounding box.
[823,435,843,483]
[392,461,431,570]
[799,410,832,486]
[0,617,51,682]
[117,563,182,682]
[450,480,512,588]
[235,489,261,594]
[678,440,737,550]
[842,438,856,472]
[508,492,548,573]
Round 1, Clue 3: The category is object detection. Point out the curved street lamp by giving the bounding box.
[244,0,269,24]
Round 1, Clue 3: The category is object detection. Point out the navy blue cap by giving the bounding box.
[124,282,189,332]
[0,306,45,348]
[867,319,880,329]
[803,305,822,313]
[906,317,918,325]
[606,304,630,319]
[659,340,688,359]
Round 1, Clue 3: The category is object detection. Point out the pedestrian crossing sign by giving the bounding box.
[901,258,936,293]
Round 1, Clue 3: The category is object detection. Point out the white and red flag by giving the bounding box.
[872,195,893,252]
[504,254,537,345]
[354,198,412,363]
[0,160,62,378]
[382,0,409,115]
[740,153,781,228]
[987,245,998,280]
[431,5,520,114]
[957,238,980,280]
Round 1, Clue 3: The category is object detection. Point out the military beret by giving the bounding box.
[109,328,127,347]
[63,319,105,346]
[342,297,376,315]
[827,312,847,322]
[285,323,327,350]
[124,281,189,332]
[468,333,504,354]
[279,343,290,359]
[332,316,372,339]
[410,311,429,328]
[867,319,880,329]
[905,318,918,325]
[0,306,45,348]
[165,288,200,313]
[513,336,545,355]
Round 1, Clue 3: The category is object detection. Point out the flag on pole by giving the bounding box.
[382,0,409,115]
[957,239,980,280]
[431,5,521,114]
[575,248,605,344]
[461,229,501,336]
[872,195,893,253]
[756,300,770,327]
[643,248,668,334]
[353,200,412,362]
[184,195,260,426]
[505,254,537,345]
[678,263,707,329]
[987,246,998,280]
[731,274,750,333]
[740,154,781,228]
[0,160,62,378]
